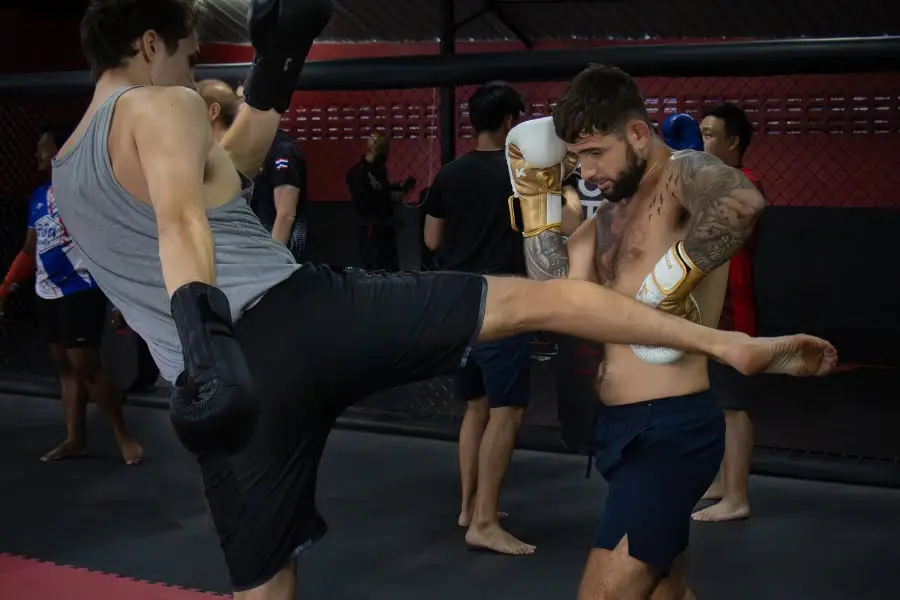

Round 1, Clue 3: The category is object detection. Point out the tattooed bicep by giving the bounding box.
[675,150,767,273]
[669,151,758,214]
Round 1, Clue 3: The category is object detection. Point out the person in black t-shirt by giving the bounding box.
[346,133,411,271]
[424,82,535,556]
[250,129,308,261]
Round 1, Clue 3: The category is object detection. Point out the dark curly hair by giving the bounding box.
[80,0,204,79]
[553,64,649,143]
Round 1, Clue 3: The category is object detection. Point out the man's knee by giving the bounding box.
[49,344,74,376]
[650,554,689,600]
[724,408,751,429]
[66,346,105,383]
[234,560,297,600]
[465,397,489,418]
[578,538,659,600]
[489,405,525,429]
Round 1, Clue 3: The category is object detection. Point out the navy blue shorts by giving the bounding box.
[592,390,725,575]
[457,333,531,408]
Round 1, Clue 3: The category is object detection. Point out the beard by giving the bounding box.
[603,142,647,203]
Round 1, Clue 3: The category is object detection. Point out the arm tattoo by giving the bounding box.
[673,151,765,273]
[524,230,569,280]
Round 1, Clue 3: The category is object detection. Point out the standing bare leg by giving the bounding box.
[41,343,89,462]
[458,397,489,527]
[465,405,534,555]
[67,347,143,465]
[693,409,753,522]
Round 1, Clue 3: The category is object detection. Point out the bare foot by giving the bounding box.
[118,439,144,466]
[465,523,535,555]
[41,440,87,462]
[458,510,509,528]
[692,500,750,522]
[720,334,838,377]
[701,481,724,501]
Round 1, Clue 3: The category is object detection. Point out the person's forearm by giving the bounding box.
[524,231,569,280]
[271,214,295,246]
[220,107,282,176]
[158,219,216,296]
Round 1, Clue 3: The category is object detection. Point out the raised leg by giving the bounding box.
[476,277,837,377]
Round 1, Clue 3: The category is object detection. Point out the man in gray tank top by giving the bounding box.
[53,1,838,598]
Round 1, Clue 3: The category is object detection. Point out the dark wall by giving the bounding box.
[304,202,426,270]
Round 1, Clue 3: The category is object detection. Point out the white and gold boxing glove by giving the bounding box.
[632,241,706,364]
[505,117,568,236]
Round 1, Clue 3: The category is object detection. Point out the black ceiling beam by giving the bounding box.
[2,36,898,95]
[486,0,534,50]
[0,0,87,16]
[453,7,494,33]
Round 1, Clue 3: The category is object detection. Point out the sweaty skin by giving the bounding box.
[525,149,760,404]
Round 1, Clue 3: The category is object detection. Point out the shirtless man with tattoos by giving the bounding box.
[505,64,829,599]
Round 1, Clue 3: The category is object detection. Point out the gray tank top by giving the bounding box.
[51,86,299,382]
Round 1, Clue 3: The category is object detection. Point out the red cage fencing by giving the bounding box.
[271,71,900,423]
[282,73,900,210]
[1,71,899,380]
[280,87,444,205]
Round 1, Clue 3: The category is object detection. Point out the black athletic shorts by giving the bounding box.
[592,390,725,575]
[35,288,108,348]
[708,360,753,412]
[200,264,487,591]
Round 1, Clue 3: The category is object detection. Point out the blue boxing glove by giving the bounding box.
[243,0,334,114]
[661,113,703,151]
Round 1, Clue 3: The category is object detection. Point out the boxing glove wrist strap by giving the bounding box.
[638,241,705,308]
[509,192,563,237]
[242,58,300,114]
[170,283,236,375]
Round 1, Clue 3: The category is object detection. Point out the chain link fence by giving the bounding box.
[284,88,444,204]
[1,71,898,451]
[458,73,900,209]
[0,92,89,377]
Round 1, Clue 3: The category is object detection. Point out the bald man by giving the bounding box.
[196,79,240,142]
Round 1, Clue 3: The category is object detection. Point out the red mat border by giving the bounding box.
[0,552,229,598]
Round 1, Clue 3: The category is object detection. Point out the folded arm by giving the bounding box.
[524,216,597,282]
[219,106,282,176]
[524,231,569,280]
[136,87,217,295]
[673,151,766,273]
